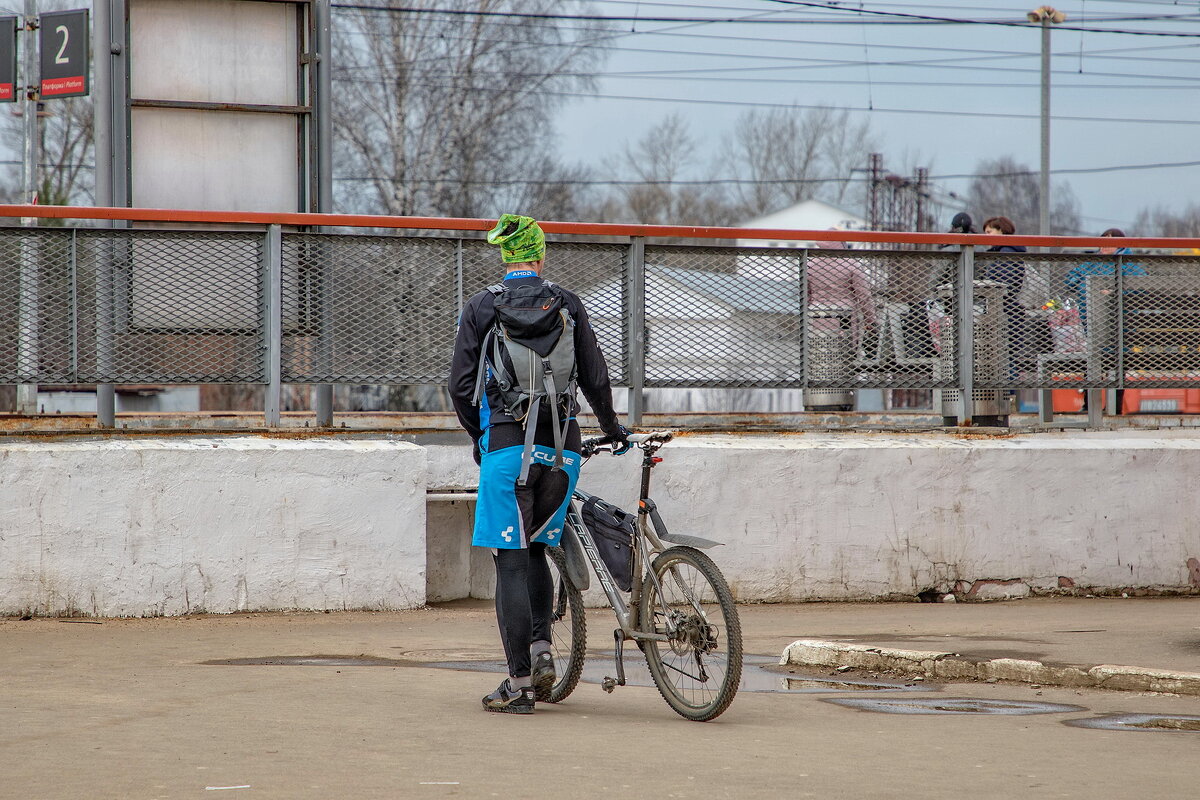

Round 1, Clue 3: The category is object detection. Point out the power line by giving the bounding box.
[332,79,1200,124]
[338,21,1200,76]
[755,0,1200,35]
[331,70,1199,90]
[334,40,1200,84]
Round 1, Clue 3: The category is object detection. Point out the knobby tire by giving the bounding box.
[543,546,587,703]
[639,546,742,722]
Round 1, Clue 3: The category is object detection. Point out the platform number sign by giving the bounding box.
[39,9,89,99]
[0,17,15,103]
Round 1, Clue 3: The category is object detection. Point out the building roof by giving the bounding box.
[739,198,867,232]
[651,266,801,316]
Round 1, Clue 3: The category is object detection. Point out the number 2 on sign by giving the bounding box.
[55,25,69,64]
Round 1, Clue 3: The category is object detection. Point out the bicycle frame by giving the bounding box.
[562,434,725,691]
[562,489,667,644]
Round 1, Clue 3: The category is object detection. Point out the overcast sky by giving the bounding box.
[552,0,1200,232]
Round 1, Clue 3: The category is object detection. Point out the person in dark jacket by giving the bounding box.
[950,212,976,235]
[449,213,626,714]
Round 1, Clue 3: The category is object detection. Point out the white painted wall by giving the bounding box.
[3,432,1198,617]
[0,438,426,617]
[428,432,1200,603]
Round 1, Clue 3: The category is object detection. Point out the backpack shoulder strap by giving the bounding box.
[471,326,492,407]
[470,286,512,407]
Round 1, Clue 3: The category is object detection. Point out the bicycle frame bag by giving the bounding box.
[472,281,578,486]
[580,495,636,592]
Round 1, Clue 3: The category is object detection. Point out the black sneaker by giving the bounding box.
[482,679,535,714]
[531,652,557,701]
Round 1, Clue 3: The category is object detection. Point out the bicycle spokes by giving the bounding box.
[640,548,742,720]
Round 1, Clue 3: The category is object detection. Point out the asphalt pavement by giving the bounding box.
[2,597,1198,799]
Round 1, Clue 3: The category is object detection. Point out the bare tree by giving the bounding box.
[0,99,93,209]
[1133,203,1200,238]
[333,0,608,218]
[720,105,876,220]
[594,113,730,226]
[0,0,94,208]
[36,96,94,206]
[966,156,1080,235]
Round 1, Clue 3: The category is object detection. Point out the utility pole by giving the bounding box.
[18,0,38,415]
[1028,5,1066,239]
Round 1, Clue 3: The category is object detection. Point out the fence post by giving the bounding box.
[456,238,464,323]
[626,236,645,427]
[93,0,125,428]
[313,234,334,427]
[264,225,283,427]
[68,229,78,384]
[800,249,809,391]
[955,246,975,424]
[312,0,334,428]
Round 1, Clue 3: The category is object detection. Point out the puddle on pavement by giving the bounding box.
[1065,713,1200,733]
[825,697,1085,715]
[422,653,928,694]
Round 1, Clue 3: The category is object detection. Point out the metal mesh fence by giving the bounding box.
[279,236,627,385]
[643,244,802,388]
[281,234,459,383]
[971,252,1200,390]
[641,244,959,389]
[832,248,958,389]
[75,230,265,383]
[3,224,1199,400]
[0,229,74,383]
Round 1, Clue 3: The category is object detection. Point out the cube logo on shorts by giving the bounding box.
[532,451,575,467]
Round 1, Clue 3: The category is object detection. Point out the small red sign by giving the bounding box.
[0,83,13,102]
[41,76,86,97]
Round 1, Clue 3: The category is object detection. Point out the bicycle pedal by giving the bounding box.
[601,677,617,693]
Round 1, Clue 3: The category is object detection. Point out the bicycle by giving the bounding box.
[540,431,743,722]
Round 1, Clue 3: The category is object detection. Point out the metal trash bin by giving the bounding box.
[935,280,1013,425]
[805,305,855,411]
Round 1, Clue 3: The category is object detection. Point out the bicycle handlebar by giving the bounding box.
[581,430,674,457]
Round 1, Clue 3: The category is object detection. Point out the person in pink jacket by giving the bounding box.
[807,238,876,348]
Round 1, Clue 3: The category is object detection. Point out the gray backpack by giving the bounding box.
[472,281,578,485]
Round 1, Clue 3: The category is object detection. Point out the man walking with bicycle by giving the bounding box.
[449,213,628,714]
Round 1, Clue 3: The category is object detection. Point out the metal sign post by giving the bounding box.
[0,17,16,102]
[38,8,88,98]
[16,0,38,415]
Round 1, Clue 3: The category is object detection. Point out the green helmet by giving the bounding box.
[487,213,546,264]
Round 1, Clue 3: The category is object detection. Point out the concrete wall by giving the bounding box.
[634,432,1200,601]
[3,432,1198,617]
[0,438,426,616]
[426,433,1200,603]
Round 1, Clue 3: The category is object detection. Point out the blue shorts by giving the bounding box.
[472,444,582,549]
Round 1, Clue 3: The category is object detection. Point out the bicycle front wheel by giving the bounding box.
[639,546,742,722]
[543,546,587,703]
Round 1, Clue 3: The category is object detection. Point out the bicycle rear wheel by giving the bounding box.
[639,546,742,721]
[542,546,587,703]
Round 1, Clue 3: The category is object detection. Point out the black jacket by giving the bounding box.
[449,274,623,447]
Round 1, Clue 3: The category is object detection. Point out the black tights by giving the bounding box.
[493,543,552,680]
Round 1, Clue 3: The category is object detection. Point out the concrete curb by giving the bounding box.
[780,639,1200,697]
